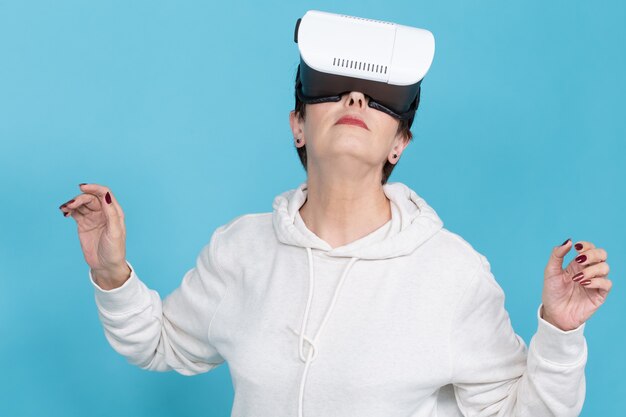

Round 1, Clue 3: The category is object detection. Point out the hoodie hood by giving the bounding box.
[272,181,444,260]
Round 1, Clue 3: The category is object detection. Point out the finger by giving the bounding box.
[573,240,596,252]
[60,207,73,218]
[77,184,125,235]
[60,193,97,215]
[571,262,610,282]
[75,205,91,216]
[74,194,99,213]
[78,183,122,216]
[579,276,613,293]
[546,238,572,274]
[573,248,608,266]
[58,198,76,210]
[63,207,84,222]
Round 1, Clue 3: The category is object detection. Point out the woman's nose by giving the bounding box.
[344,91,368,110]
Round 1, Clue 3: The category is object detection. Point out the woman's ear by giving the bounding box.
[388,133,411,164]
[289,110,304,140]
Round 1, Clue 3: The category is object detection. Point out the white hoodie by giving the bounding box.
[91,182,587,417]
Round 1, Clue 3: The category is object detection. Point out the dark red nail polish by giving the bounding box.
[105,192,112,204]
[59,199,75,209]
[561,238,570,246]
[63,211,69,217]
[572,272,584,282]
[79,183,87,186]
[575,243,583,251]
[580,280,592,286]
[575,254,587,263]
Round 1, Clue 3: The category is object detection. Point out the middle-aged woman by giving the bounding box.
[59,12,612,417]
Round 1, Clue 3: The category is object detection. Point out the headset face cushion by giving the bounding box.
[296,60,420,121]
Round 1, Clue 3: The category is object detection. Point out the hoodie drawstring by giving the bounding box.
[294,247,359,417]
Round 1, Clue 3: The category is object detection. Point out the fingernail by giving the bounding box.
[561,238,570,246]
[62,210,69,217]
[59,199,75,209]
[572,272,584,282]
[105,192,112,204]
[574,243,583,251]
[79,183,87,186]
[575,254,587,263]
[580,280,592,286]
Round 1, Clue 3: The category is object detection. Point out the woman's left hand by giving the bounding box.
[541,239,612,331]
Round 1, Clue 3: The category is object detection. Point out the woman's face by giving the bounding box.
[289,91,410,179]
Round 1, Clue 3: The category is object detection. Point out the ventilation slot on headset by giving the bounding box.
[339,14,394,26]
[333,58,388,74]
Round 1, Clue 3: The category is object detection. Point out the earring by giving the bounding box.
[393,153,398,159]
[296,138,301,143]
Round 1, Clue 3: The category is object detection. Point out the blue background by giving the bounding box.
[0,0,624,416]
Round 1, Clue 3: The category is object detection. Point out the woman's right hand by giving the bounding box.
[59,183,131,290]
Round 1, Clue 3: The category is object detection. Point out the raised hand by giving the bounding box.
[59,183,131,290]
[541,239,612,331]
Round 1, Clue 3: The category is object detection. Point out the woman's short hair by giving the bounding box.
[292,71,419,185]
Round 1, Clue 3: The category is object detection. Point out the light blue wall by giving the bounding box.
[0,1,624,416]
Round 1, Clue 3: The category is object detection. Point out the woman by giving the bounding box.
[59,63,612,417]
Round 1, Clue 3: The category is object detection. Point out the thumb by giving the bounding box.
[546,238,572,275]
[79,183,124,235]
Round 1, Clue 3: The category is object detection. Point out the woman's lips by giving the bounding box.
[335,116,369,130]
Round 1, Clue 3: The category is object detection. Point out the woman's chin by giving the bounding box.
[310,134,378,163]
[315,149,378,169]
[328,133,370,149]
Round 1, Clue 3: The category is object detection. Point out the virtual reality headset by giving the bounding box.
[294,10,435,123]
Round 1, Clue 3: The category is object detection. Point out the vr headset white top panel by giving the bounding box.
[297,10,435,87]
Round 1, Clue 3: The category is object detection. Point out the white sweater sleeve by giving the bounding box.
[450,255,587,416]
[90,229,229,376]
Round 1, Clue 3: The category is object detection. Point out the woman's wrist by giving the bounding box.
[92,263,132,290]
[540,305,579,332]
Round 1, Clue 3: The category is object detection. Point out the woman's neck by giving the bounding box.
[299,173,391,249]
